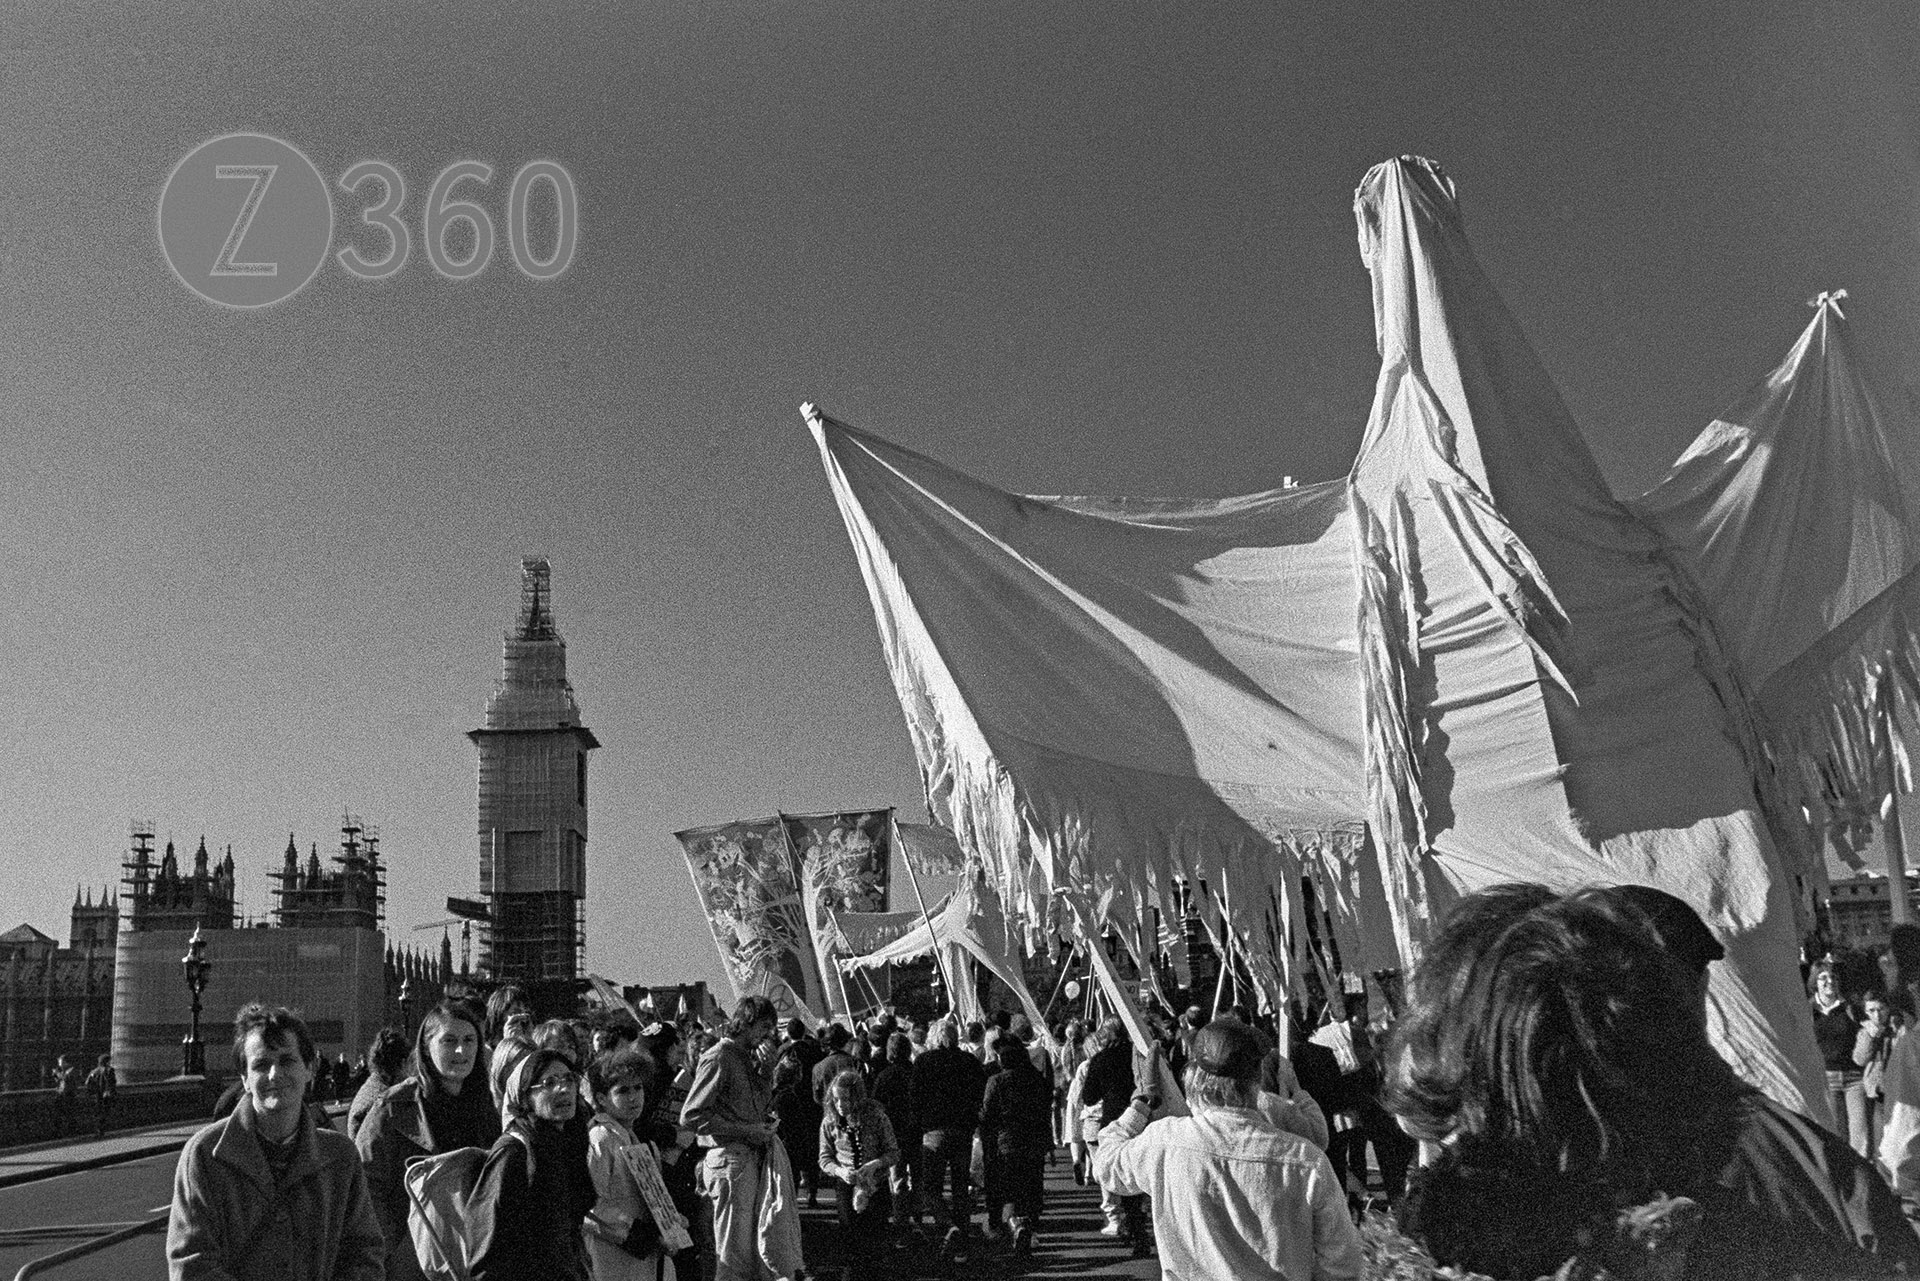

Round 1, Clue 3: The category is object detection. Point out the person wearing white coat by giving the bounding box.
[585,1046,686,1281]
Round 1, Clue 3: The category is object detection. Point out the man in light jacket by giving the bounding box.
[168,1003,385,1281]
[681,995,804,1281]
[1094,1020,1361,1281]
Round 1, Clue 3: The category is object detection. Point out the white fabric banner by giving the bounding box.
[807,156,1840,1120]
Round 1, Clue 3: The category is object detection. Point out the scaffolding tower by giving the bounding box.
[469,559,598,994]
[479,891,585,984]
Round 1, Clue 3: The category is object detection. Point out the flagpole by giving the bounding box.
[895,811,956,1015]
[829,906,887,1014]
[1039,943,1077,1021]
[1884,681,1912,925]
[1210,881,1236,1016]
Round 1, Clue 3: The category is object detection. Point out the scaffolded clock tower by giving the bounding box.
[469,559,597,998]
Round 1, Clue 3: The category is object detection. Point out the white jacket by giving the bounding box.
[1094,1101,1362,1281]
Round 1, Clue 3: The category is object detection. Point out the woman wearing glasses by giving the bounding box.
[469,1045,600,1281]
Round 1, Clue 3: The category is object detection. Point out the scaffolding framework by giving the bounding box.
[122,820,236,932]
[270,813,387,932]
[481,890,585,984]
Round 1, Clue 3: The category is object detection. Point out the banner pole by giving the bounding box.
[1039,943,1076,1021]
[1884,682,1912,926]
[895,812,956,1015]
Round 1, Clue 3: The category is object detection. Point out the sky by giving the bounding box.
[1,1,1917,1002]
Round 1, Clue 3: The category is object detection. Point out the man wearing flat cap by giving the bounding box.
[1093,1020,1361,1281]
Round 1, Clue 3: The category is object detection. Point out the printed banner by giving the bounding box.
[897,821,968,876]
[676,819,824,1022]
[782,809,893,1017]
[782,810,892,911]
[837,906,939,955]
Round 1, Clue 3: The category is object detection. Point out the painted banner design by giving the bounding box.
[782,810,892,1017]
[676,818,823,1021]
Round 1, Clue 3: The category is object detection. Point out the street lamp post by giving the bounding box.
[180,925,211,1077]
[398,975,414,1038]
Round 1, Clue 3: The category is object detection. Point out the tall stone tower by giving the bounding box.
[469,559,597,999]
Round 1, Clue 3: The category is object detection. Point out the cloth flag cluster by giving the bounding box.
[803,157,1920,1120]
[677,809,892,1020]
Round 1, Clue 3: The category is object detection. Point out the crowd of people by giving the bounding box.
[161,884,1920,1280]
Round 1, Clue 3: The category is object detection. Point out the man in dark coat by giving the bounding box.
[167,1004,384,1281]
[1081,1020,1148,1247]
[811,1023,860,1103]
[910,1019,987,1257]
[979,1038,1053,1255]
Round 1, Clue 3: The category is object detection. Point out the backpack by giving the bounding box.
[402,1130,527,1281]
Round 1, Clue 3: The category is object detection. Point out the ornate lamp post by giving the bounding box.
[180,925,211,1077]
[398,975,414,1038]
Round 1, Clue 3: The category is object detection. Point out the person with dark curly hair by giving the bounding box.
[584,1044,685,1281]
[1388,883,1920,1280]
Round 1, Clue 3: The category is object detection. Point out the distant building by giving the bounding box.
[0,889,118,1090]
[124,831,236,932]
[1826,871,1920,953]
[109,819,444,1083]
[271,824,385,930]
[470,559,597,1008]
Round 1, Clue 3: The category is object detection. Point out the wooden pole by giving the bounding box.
[1884,682,1912,925]
[894,813,955,1014]
[1039,944,1076,1021]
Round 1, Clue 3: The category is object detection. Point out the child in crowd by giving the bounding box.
[585,1045,687,1281]
[819,1068,899,1280]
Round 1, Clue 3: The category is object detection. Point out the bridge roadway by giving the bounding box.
[0,1125,1164,1281]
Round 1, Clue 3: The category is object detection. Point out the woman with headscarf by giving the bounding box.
[355,999,499,1281]
[467,1044,599,1281]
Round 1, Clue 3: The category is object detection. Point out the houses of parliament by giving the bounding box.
[0,559,597,1087]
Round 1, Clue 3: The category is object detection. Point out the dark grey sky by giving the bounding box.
[1,1,1914,999]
